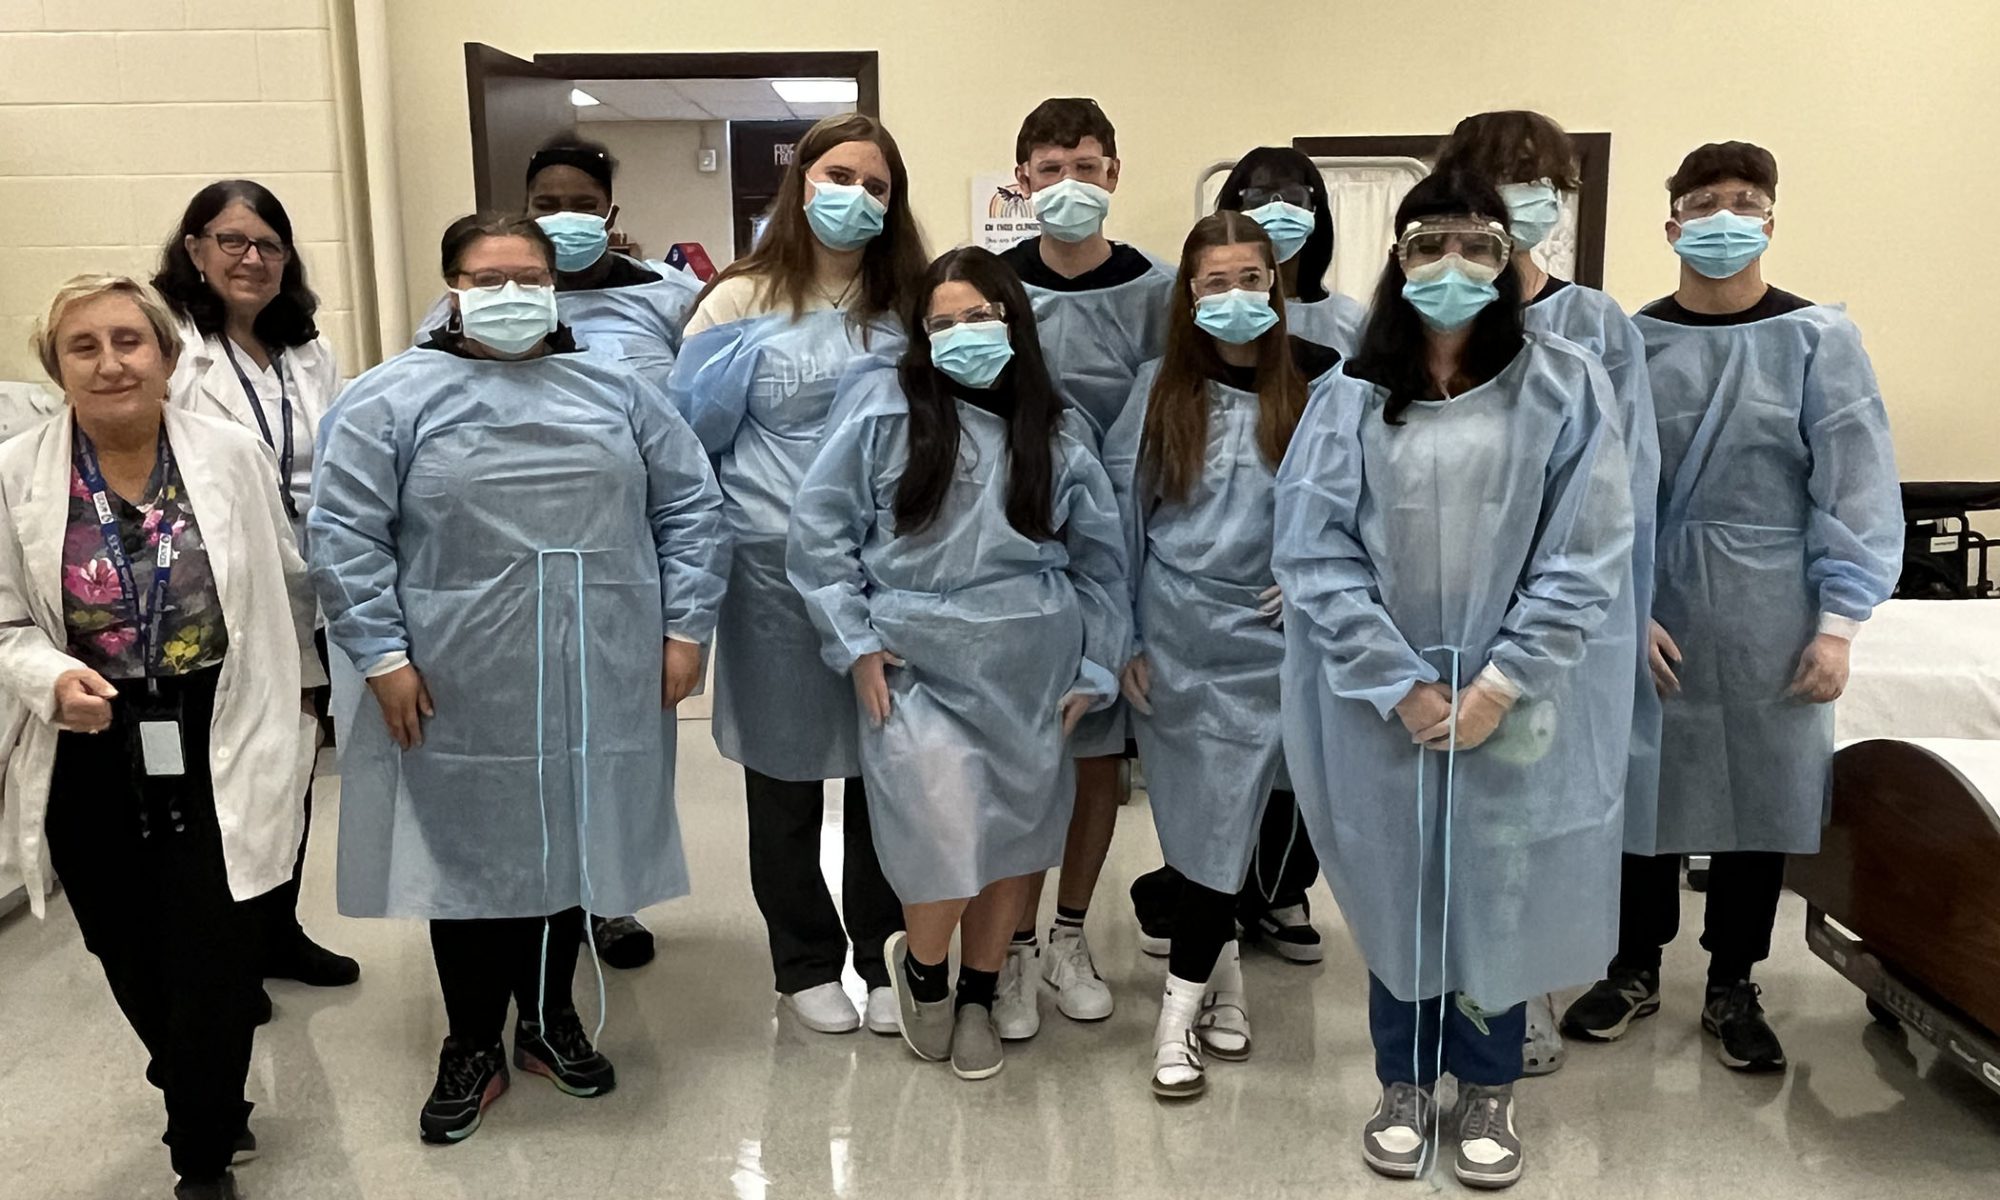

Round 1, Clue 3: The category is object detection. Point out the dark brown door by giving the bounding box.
[465,44,577,213]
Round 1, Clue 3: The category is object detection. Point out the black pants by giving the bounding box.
[743,768,901,992]
[44,667,258,1186]
[430,908,586,1047]
[1134,789,1317,928]
[1612,850,1787,985]
[1167,879,1236,983]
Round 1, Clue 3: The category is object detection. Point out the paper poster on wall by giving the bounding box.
[972,173,1038,252]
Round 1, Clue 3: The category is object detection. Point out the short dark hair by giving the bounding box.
[151,179,320,348]
[1666,141,1778,206]
[438,213,556,279]
[1433,110,1582,192]
[527,134,618,200]
[1015,98,1117,164]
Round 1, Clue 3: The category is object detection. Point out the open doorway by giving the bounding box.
[464,47,877,275]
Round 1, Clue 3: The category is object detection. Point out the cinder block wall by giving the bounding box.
[0,0,360,386]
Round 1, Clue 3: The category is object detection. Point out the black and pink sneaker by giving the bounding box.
[515,1009,617,1097]
[420,1039,509,1145]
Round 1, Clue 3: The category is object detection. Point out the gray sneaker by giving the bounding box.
[950,1003,1004,1081]
[884,932,952,1062]
[1361,1081,1436,1179]
[1452,1083,1523,1190]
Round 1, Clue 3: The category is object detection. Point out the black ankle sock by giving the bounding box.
[904,951,950,1003]
[1055,904,1088,925]
[955,966,998,1011]
[1011,929,1038,947]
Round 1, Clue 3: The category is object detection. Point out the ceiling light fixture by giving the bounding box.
[771,79,857,104]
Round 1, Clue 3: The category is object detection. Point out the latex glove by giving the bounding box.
[52,668,117,733]
[1060,692,1092,737]
[1787,632,1851,704]
[1648,620,1683,698]
[662,638,704,708]
[367,663,434,750]
[1257,584,1284,629]
[1418,680,1516,751]
[852,649,905,728]
[1120,654,1153,715]
[1394,681,1454,739]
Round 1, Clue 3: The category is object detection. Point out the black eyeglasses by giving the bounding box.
[202,230,289,263]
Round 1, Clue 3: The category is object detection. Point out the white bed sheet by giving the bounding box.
[1836,599,2000,743]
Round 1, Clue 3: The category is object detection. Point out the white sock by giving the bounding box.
[1207,940,1245,997]
[1154,975,1206,1086]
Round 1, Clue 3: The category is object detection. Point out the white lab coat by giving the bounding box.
[167,316,339,550]
[0,406,323,916]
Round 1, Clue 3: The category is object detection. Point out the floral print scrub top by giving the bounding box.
[61,442,228,678]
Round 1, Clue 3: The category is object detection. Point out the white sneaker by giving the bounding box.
[1523,992,1565,1075]
[993,944,1041,1041]
[781,982,861,1034]
[864,986,900,1036]
[1041,928,1114,1021]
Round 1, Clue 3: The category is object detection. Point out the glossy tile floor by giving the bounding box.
[3,721,1998,1200]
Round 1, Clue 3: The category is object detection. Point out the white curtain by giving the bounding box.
[1318,162,1427,302]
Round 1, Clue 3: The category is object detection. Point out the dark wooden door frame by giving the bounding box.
[1292,132,1613,288]
[529,50,880,117]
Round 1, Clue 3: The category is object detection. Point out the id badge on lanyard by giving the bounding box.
[75,422,185,776]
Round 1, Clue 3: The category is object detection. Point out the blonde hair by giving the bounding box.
[33,274,183,384]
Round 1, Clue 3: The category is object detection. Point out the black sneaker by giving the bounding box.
[231,1127,257,1165]
[1243,901,1324,964]
[1129,866,1179,958]
[419,1039,509,1145]
[1559,967,1660,1042]
[592,914,657,970]
[264,933,361,987]
[174,1173,240,1199]
[252,987,273,1027]
[515,1009,617,1097]
[1702,980,1786,1072]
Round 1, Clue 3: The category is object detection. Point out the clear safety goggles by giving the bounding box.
[920,301,1006,335]
[1192,265,1276,299]
[1238,183,1314,210]
[1395,218,1514,273]
[1672,187,1773,220]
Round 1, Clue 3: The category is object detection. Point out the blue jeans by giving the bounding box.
[1368,973,1525,1088]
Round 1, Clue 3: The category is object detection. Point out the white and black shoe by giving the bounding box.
[1452,1083,1524,1190]
[1243,902,1324,964]
[1560,966,1660,1042]
[1361,1081,1436,1178]
[1702,980,1786,1072]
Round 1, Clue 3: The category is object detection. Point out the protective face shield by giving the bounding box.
[1032,178,1114,243]
[1194,289,1280,345]
[1242,200,1316,263]
[1497,180,1561,251]
[1396,218,1510,332]
[803,180,888,251]
[452,280,558,355]
[1670,210,1771,280]
[928,319,1015,389]
[536,211,611,272]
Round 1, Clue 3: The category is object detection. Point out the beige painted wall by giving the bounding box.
[590,120,736,269]
[379,0,2000,479]
[0,0,366,385]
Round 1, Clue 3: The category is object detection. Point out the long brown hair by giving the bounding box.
[694,114,928,333]
[1139,212,1306,505]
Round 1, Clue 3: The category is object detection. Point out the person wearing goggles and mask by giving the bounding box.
[1432,110,1661,1079]
[413,137,702,401]
[787,247,1128,1083]
[667,114,927,1041]
[992,96,1174,1035]
[310,214,727,1145]
[1561,142,1902,1076]
[1101,212,1340,1098]
[1275,172,1635,1189]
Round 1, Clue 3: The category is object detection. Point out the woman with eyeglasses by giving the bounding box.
[1102,211,1338,1099]
[151,179,357,995]
[668,113,927,1039]
[309,214,726,1144]
[1273,172,1634,1188]
[787,246,1127,1081]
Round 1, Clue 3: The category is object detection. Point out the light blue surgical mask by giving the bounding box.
[929,320,1015,389]
[1671,210,1770,279]
[1497,180,1561,251]
[536,211,611,272]
[1243,200,1316,263]
[803,181,887,251]
[1032,178,1113,243]
[453,280,558,355]
[1401,257,1500,332]
[1194,289,1280,345]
